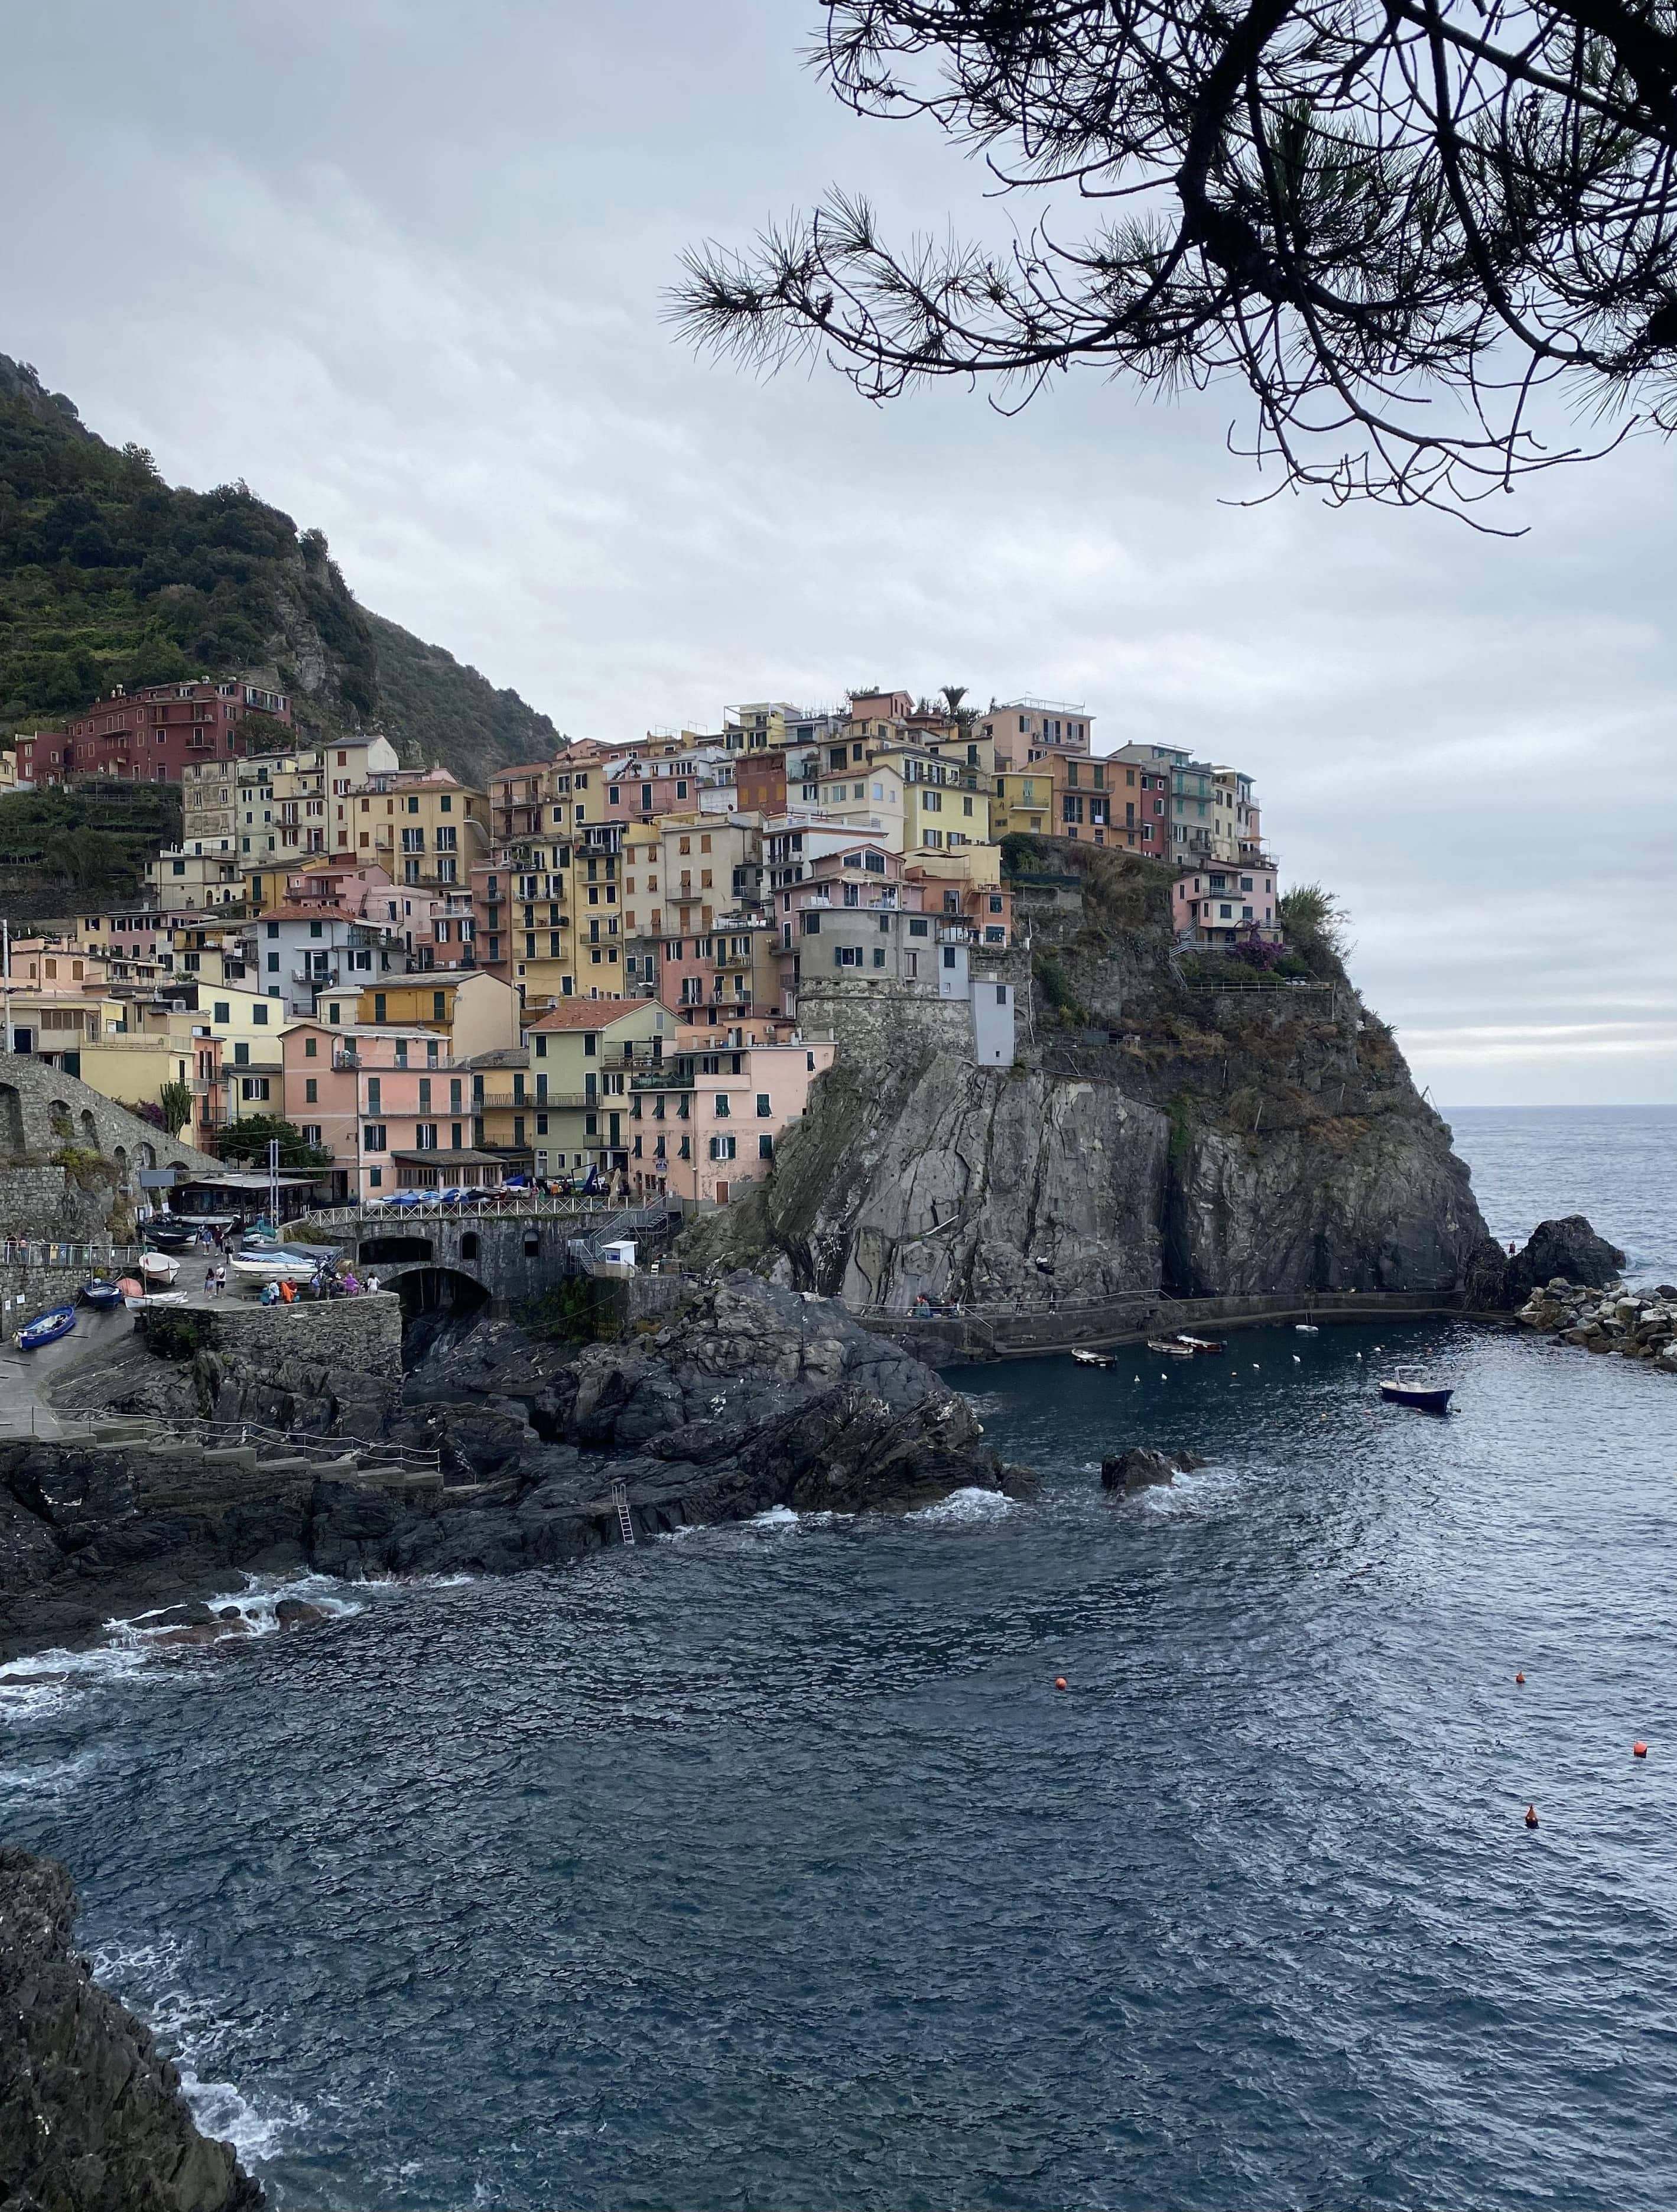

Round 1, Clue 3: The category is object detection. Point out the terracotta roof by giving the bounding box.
[525,997,652,1031]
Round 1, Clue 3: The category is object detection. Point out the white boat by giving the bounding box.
[1146,1337,1197,1359]
[228,1250,321,1283]
[139,1252,180,1284]
[1072,1349,1116,1368]
[125,1290,191,1310]
[1295,1323,1319,1334]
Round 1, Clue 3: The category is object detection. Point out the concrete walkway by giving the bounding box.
[0,1306,134,1441]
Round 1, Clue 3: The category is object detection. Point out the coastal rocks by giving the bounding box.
[1513,1278,1675,1368]
[5,1278,1018,1654]
[1101,1447,1208,1490]
[1464,1217,1627,1312]
[0,1850,265,2211]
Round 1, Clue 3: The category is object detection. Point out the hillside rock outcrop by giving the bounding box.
[687,850,1488,1308]
[0,1850,264,2211]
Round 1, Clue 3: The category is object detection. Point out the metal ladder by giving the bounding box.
[610,1479,635,1547]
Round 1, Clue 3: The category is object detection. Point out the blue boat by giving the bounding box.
[79,1281,125,1311]
[17,1305,77,1351]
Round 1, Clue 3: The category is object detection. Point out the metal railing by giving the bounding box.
[0,1240,143,1272]
[295,1191,650,1232]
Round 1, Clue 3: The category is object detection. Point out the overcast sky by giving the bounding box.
[5,0,1673,1107]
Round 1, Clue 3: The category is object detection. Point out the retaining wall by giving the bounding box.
[134,1292,405,1382]
[875,1287,1465,1362]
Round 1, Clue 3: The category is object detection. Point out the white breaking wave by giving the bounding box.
[909,1485,1014,1526]
[93,1934,306,2168]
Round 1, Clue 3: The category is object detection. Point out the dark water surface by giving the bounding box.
[4,1125,1677,2209]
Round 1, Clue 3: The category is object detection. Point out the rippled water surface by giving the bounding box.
[4,1123,1677,2209]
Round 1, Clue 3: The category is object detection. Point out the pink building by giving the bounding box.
[625,1021,835,1206]
[283,1021,499,1198]
[1172,864,1281,946]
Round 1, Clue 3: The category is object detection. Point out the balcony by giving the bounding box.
[630,1068,694,1090]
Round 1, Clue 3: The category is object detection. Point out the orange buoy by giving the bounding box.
[1054,1676,1067,1691]
[1516,1672,1525,1684]
[1634,1740,1649,1758]
[1525,1804,1539,1828]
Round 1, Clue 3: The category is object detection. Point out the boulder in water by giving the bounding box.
[1101,1447,1205,1491]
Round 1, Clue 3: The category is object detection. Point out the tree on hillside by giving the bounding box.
[673,0,1677,521]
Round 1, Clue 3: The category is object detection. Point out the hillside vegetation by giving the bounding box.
[0,778,180,921]
[0,353,560,789]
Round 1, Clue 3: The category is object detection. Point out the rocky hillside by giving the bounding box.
[0,353,560,787]
[688,841,1491,1305]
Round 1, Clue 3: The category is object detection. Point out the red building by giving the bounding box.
[14,679,291,787]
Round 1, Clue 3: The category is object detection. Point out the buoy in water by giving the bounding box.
[1055,1676,1068,1691]
[1525,1804,1539,1828]
[1515,1672,1525,1684]
[1634,1740,1649,1758]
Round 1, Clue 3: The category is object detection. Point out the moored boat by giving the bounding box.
[17,1305,77,1351]
[139,1252,180,1285]
[1072,1349,1116,1368]
[1146,1338,1197,1359]
[1295,1323,1319,1334]
[1174,1334,1226,1355]
[1379,1365,1454,1414]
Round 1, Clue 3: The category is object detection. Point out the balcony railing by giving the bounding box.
[630,1068,695,1090]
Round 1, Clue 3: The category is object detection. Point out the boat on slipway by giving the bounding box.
[228,1248,324,1284]
[15,1305,76,1351]
[79,1280,125,1312]
[139,1252,181,1286]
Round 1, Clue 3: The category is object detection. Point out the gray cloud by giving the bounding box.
[4,0,1673,1103]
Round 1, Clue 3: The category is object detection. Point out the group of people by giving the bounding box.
[257,1267,381,1307]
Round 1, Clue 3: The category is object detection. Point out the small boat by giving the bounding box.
[79,1280,125,1311]
[1379,1365,1454,1414]
[1295,1323,1319,1334]
[228,1249,322,1283]
[125,1290,191,1310]
[139,1252,180,1285]
[1072,1349,1116,1368]
[1147,1338,1197,1359]
[16,1305,77,1351]
[144,1221,199,1252]
[115,1276,144,1300]
[1174,1334,1226,1355]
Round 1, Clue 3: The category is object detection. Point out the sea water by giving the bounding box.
[2,1109,1676,2210]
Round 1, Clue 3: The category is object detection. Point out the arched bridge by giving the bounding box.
[293,1196,679,1315]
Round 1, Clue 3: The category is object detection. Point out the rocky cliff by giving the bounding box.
[688,843,1487,1307]
[0,1850,264,2211]
[4,1278,1018,1659]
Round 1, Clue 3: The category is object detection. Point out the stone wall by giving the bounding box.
[134,1291,404,1382]
[1,1266,106,1330]
[796,977,975,1064]
[0,1053,218,1242]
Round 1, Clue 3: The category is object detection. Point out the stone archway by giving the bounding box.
[0,1082,23,1155]
[79,1107,98,1146]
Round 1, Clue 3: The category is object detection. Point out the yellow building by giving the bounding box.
[314,969,519,1058]
[522,997,675,1175]
[990,768,1056,840]
[352,765,490,891]
[135,985,291,1129]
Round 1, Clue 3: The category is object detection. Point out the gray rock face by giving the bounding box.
[1464,1216,1627,1311]
[1504,1217,1626,1304]
[684,878,1490,1306]
[0,1850,264,2211]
